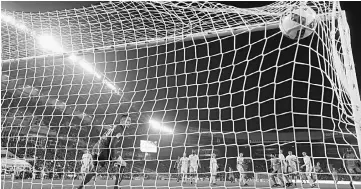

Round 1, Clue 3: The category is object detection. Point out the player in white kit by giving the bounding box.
[286,151,298,186]
[270,153,284,187]
[279,149,292,187]
[81,149,95,181]
[180,152,189,184]
[209,153,218,185]
[189,150,200,185]
[237,153,248,186]
[300,152,316,188]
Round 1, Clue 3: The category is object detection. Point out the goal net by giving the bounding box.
[1,1,360,188]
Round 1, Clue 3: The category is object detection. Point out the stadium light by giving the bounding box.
[37,34,64,53]
[149,120,173,133]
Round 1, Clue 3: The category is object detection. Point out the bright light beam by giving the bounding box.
[149,120,173,133]
[105,81,117,91]
[37,35,64,53]
[78,60,102,79]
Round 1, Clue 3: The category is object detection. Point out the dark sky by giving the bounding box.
[2,1,360,95]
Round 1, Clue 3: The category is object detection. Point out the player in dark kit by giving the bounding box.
[77,114,131,189]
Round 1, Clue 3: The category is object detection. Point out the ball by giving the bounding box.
[279,6,317,40]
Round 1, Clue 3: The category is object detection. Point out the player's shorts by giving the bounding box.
[189,166,198,173]
[237,165,244,173]
[272,167,281,174]
[210,169,217,176]
[181,166,188,174]
[287,165,297,174]
[81,163,94,173]
[305,167,313,176]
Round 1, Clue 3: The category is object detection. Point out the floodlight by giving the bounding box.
[37,35,63,53]
[149,120,173,133]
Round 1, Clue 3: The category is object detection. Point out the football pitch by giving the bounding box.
[1,179,359,189]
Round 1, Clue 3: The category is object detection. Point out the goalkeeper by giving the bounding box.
[77,114,131,189]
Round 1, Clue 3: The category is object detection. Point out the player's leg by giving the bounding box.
[277,173,284,186]
[237,166,243,185]
[181,167,187,184]
[78,154,98,189]
[292,166,298,186]
[347,167,356,189]
[77,173,96,189]
[270,170,278,187]
[282,166,291,186]
[193,167,198,184]
[189,166,194,184]
[306,167,315,187]
[114,165,126,189]
[210,171,216,185]
[176,168,180,182]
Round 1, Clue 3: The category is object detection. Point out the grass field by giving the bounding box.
[1,179,360,189]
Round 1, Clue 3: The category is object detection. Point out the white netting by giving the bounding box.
[1,1,361,189]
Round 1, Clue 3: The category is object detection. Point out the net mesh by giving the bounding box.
[1,1,360,189]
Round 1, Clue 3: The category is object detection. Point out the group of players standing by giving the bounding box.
[268,150,316,188]
[173,148,360,188]
[269,149,360,189]
[172,149,314,187]
[174,150,219,185]
[76,114,360,189]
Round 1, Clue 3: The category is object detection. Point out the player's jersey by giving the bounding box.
[345,153,357,167]
[314,165,322,173]
[271,157,281,170]
[237,157,244,167]
[279,154,286,166]
[92,124,125,166]
[82,153,93,165]
[175,159,182,169]
[286,155,297,167]
[303,155,312,168]
[189,154,199,167]
[180,157,189,168]
[210,158,218,171]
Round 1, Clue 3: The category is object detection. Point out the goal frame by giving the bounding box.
[1,1,361,182]
[1,6,360,157]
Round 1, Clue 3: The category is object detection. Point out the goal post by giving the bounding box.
[336,10,361,159]
[1,1,361,188]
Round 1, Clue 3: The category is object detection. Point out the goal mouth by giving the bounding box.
[1,1,361,188]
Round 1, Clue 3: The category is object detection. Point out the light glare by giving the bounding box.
[37,35,63,53]
[69,54,78,62]
[105,82,117,90]
[2,14,15,23]
[149,120,173,133]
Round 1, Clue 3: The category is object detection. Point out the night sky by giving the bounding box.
[1,1,360,91]
[1,1,360,161]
